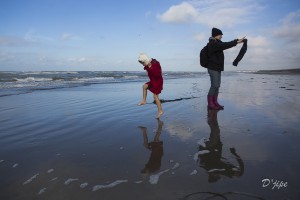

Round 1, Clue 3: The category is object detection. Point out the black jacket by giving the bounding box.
[207,38,238,71]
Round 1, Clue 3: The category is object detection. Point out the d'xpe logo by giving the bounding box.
[261,178,288,190]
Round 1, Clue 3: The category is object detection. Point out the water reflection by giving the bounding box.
[197,109,244,183]
[138,119,164,174]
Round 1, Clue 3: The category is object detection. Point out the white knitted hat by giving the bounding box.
[138,53,152,65]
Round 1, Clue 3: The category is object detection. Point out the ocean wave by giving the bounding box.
[0,71,205,97]
[22,71,79,75]
[15,77,53,82]
[76,77,115,82]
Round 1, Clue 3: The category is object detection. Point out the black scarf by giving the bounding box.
[233,39,247,66]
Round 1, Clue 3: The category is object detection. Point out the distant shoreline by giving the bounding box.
[253,68,300,75]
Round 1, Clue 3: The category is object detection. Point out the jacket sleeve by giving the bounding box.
[211,40,238,51]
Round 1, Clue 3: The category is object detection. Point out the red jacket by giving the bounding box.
[144,59,163,95]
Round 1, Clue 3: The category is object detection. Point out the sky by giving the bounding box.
[0,0,300,72]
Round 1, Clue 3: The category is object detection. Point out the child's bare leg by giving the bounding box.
[153,94,163,118]
[138,84,148,106]
[154,119,163,142]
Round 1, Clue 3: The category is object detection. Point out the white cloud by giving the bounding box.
[0,36,29,46]
[61,33,73,41]
[247,36,270,47]
[78,57,87,62]
[279,9,300,24]
[157,1,262,27]
[0,51,15,62]
[273,9,300,41]
[193,33,206,42]
[270,9,300,66]
[24,29,54,42]
[61,32,81,41]
[67,56,98,65]
[157,2,198,23]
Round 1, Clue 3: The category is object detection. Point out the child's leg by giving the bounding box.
[153,94,163,118]
[138,84,148,105]
[154,119,163,142]
[138,126,149,148]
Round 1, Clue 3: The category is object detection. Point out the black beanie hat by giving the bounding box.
[212,27,223,37]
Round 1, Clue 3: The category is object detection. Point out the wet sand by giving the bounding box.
[0,72,299,200]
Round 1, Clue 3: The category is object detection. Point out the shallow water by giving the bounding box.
[0,73,299,200]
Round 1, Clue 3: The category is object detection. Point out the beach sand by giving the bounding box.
[0,72,299,200]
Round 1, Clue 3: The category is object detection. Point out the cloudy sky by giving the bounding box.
[0,0,299,71]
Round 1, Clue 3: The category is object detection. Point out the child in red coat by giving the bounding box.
[138,53,164,119]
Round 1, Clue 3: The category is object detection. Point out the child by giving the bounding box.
[138,53,164,119]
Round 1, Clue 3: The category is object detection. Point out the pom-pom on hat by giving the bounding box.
[212,27,223,37]
[138,53,152,65]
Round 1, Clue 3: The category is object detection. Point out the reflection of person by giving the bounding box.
[139,119,164,174]
[206,27,245,110]
[138,53,164,119]
[197,109,244,183]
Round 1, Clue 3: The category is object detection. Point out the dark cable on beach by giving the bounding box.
[182,191,228,200]
[221,191,265,200]
[182,191,265,200]
[152,97,200,104]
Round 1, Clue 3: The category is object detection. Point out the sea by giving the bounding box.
[0,71,213,97]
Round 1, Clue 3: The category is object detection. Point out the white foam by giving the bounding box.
[124,75,139,79]
[135,180,143,184]
[47,169,54,173]
[92,180,128,191]
[16,77,52,82]
[38,188,46,195]
[149,169,170,185]
[0,160,4,163]
[78,77,114,82]
[197,138,207,147]
[80,182,89,188]
[193,150,210,161]
[23,173,39,185]
[12,163,19,168]
[64,178,79,185]
[232,167,239,171]
[208,168,226,173]
[51,177,58,181]
[172,162,180,169]
[190,170,198,175]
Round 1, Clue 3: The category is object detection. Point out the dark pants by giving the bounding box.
[208,69,221,96]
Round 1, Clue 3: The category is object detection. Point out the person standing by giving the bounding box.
[138,53,164,119]
[206,28,245,109]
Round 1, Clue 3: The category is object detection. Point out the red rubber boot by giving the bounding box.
[207,95,220,110]
[213,95,224,109]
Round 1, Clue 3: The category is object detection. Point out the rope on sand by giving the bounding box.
[153,97,200,104]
